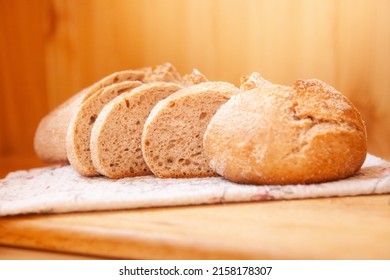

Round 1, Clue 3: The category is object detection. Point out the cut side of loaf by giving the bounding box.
[34,70,146,163]
[67,81,142,176]
[90,82,183,178]
[142,82,240,178]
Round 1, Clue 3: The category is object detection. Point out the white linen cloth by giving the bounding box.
[1,153,389,216]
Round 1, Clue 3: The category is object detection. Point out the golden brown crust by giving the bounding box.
[203,76,367,185]
[240,72,272,91]
[143,63,182,83]
[33,89,87,163]
[181,69,208,86]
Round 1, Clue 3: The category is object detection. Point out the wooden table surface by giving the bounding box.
[1,156,390,260]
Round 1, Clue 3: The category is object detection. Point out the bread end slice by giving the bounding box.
[34,90,87,163]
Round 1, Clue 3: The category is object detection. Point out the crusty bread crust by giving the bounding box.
[142,82,240,178]
[240,72,271,91]
[203,76,367,185]
[67,81,142,176]
[34,89,87,163]
[90,82,183,178]
[181,69,208,86]
[143,63,182,83]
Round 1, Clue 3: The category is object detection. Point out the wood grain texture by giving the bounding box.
[0,0,48,156]
[1,0,390,161]
[0,194,389,259]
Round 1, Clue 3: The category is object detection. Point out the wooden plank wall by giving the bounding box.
[1,0,389,161]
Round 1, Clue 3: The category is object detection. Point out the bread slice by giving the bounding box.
[67,81,142,176]
[142,82,240,178]
[90,82,183,178]
[34,70,145,163]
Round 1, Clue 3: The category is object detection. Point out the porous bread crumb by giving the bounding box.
[142,82,240,178]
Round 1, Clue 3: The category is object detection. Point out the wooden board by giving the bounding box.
[1,194,389,259]
[0,245,99,260]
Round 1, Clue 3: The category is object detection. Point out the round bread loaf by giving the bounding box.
[203,77,367,185]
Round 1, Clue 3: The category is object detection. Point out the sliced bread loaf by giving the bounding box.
[34,70,145,163]
[142,82,240,178]
[90,82,183,178]
[67,81,142,176]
